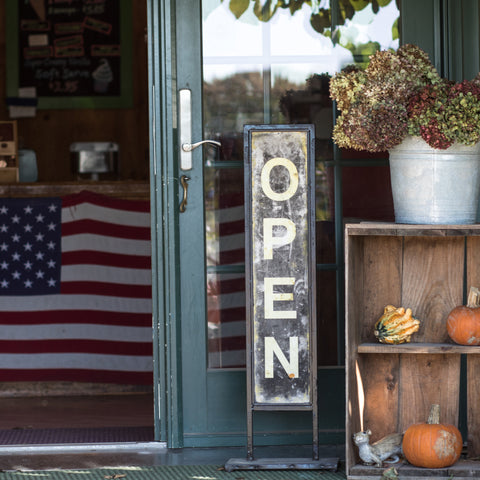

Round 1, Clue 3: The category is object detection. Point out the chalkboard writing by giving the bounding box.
[18,0,121,97]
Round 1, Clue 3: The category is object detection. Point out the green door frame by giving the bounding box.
[146,0,182,446]
[146,0,479,449]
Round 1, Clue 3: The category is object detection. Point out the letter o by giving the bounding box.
[261,158,299,201]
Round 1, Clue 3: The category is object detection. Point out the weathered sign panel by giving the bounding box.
[244,124,316,408]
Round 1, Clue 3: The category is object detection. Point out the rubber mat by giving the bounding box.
[0,464,347,479]
[0,426,154,444]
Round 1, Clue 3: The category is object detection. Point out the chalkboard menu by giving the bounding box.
[6,0,132,109]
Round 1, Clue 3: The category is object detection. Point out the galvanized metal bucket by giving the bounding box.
[389,136,480,224]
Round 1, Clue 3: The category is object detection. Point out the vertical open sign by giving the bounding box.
[244,124,317,413]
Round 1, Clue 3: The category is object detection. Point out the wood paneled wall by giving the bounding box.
[0,2,149,182]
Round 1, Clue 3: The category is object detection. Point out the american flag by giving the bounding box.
[207,187,247,369]
[0,190,152,384]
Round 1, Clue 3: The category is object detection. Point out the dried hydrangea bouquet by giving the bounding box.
[330,44,480,224]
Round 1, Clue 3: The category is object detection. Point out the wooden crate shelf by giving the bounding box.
[345,223,480,479]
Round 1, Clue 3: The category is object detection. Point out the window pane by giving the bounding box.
[203,0,401,369]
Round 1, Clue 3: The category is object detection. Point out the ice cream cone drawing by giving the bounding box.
[92,59,113,93]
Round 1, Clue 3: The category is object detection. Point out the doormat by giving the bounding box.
[0,464,347,479]
[0,426,154,444]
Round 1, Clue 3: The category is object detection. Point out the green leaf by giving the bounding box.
[229,0,251,18]
[349,0,370,11]
[310,9,331,34]
[253,0,278,21]
[392,17,399,40]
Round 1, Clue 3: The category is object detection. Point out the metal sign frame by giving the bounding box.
[225,124,337,472]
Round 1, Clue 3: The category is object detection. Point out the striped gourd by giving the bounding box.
[374,305,420,344]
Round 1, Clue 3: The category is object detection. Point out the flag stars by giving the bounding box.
[36,233,44,242]
[47,259,56,268]
[11,234,20,242]
[23,242,33,252]
[1,261,8,270]
[24,261,32,270]
[48,204,57,213]
[0,243,8,252]
[47,278,56,287]
[47,222,56,231]
[11,252,20,261]
[35,213,45,223]
[0,279,9,288]
[12,271,21,280]
[23,279,33,288]
[24,224,33,233]
[36,270,45,279]
[24,205,33,214]
[35,252,44,261]
[11,215,20,224]
[0,224,7,233]
[47,241,55,250]
[0,205,8,214]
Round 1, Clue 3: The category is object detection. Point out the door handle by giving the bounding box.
[182,140,221,152]
[179,88,221,170]
[179,175,190,213]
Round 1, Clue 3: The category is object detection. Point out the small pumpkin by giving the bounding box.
[374,305,420,344]
[447,286,480,345]
[402,404,462,468]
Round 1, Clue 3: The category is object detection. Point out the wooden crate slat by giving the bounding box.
[361,236,403,342]
[398,353,461,432]
[360,354,400,444]
[401,237,464,343]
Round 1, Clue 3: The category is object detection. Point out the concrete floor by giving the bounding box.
[0,393,344,471]
[0,443,345,471]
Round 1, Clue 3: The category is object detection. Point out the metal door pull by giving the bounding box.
[179,88,221,170]
[182,140,221,152]
[180,175,190,213]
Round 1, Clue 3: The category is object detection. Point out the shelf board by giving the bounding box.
[349,459,480,479]
[358,342,480,354]
[345,222,480,237]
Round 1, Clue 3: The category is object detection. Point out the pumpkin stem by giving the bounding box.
[467,286,480,308]
[427,404,440,424]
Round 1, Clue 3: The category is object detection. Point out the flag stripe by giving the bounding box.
[61,233,151,256]
[62,250,151,269]
[0,324,151,341]
[61,264,151,285]
[1,294,151,312]
[0,370,152,384]
[0,340,152,355]
[0,311,151,326]
[62,219,151,240]
[61,282,151,298]
[61,190,150,214]
[0,353,152,371]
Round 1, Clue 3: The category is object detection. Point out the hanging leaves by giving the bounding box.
[228,0,251,18]
[223,0,395,35]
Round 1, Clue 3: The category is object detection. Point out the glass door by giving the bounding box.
[173,0,401,447]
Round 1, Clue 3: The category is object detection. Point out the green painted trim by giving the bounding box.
[147,0,183,447]
[400,0,442,72]
[449,0,480,81]
[5,0,133,109]
[146,0,165,444]
[182,432,345,448]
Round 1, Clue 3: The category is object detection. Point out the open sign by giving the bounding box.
[244,125,316,408]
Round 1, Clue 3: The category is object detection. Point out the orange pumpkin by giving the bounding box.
[402,404,462,469]
[447,286,480,346]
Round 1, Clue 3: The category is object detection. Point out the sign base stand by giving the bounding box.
[224,456,339,472]
[231,125,340,473]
